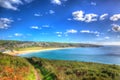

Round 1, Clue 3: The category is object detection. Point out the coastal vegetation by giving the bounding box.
[0,54,36,80]
[0,53,120,80]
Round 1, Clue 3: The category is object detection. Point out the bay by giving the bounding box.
[18,46,120,64]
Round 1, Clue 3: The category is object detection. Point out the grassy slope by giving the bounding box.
[0,53,36,80]
[28,58,120,80]
[0,53,120,80]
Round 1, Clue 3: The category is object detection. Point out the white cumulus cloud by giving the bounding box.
[0,0,34,10]
[80,30,100,34]
[72,10,85,21]
[67,18,72,21]
[105,36,110,39]
[84,13,98,22]
[0,18,13,29]
[51,0,61,5]
[56,32,62,34]
[57,34,62,37]
[31,26,41,30]
[100,13,108,20]
[80,30,90,33]
[111,24,120,32]
[56,32,62,37]
[34,13,42,17]
[14,33,23,37]
[66,29,77,33]
[49,10,55,14]
[96,34,100,37]
[91,2,96,6]
[24,0,34,3]
[0,0,22,10]
[72,10,98,23]
[51,0,67,5]
[110,14,120,21]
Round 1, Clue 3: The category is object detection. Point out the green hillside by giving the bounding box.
[0,53,36,80]
[0,53,120,80]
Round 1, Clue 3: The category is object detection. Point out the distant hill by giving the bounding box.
[0,40,101,53]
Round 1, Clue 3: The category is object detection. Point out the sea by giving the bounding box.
[18,46,120,65]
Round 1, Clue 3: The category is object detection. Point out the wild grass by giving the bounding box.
[0,54,36,80]
[28,57,120,80]
[0,53,120,80]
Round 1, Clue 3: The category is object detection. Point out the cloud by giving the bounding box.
[100,13,108,20]
[49,10,55,14]
[51,0,67,5]
[96,34,100,37]
[56,32,62,34]
[56,32,62,37]
[0,0,34,10]
[0,0,22,10]
[24,0,34,3]
[14,33,23,37]
[104,36,110,39]
[84,14,98,22]
[80,30,100,34]
[72,10,98,23]
[63,0,67,1]
[80,30,90,33]
[30,26,41,30]
[0,18,13,29]
[91,2,96,6]
[110,14,120,21]
[111,24,120,32]
[66,29,77,33]
[51,0,61,5]
[67,18,72,21]
[72,10,85,21]
[80,30,101,37]
[56,31,69,37]
[57,34,62,37]
[34,13,42,17]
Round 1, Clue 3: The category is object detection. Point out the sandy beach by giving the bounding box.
[8,47,76,56]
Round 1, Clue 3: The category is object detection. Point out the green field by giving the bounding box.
[0,53,120,80]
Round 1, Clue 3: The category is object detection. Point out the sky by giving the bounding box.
[0,0,120,44]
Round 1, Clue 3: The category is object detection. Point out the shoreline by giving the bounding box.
[8,47,76,56]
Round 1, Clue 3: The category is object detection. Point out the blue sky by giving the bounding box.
[0,0,120,44]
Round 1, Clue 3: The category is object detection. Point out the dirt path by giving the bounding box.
[34,69,41,80]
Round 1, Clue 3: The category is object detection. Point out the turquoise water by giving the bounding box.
[18,46,120,64]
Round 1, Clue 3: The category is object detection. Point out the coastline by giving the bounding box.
[8,47,76,56]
